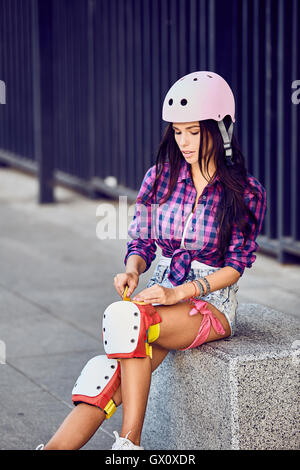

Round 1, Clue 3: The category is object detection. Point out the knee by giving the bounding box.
[102,300,162,359]
[72,355,120,419]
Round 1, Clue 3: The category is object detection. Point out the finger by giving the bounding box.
[132,289,155,300]
[116,287,123,298]
[126,282,136,298]
[133,295,160,303]
[113,275,121,289]
[121,284,130,298]
[114,281,126,298]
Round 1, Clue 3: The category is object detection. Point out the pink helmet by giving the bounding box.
[162,71,235,163]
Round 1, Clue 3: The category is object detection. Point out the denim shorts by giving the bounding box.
[146,259,239,337]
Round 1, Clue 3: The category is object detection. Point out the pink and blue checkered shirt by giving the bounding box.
[124,159,267,286]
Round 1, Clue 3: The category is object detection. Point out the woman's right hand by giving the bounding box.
[113,272,139,299]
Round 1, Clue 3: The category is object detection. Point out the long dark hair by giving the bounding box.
[147,115,260,260]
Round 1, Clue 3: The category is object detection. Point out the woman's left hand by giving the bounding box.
[132,284,181,305]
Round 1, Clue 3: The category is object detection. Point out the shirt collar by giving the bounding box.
[177,158,220,186]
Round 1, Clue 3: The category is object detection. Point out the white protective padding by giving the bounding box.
[102,301,141,355]
[72,355,119,398]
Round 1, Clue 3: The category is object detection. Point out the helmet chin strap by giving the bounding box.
[217,120,234,166]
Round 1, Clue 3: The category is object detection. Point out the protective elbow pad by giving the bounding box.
[102,300,162,359]
[72,355,120,419]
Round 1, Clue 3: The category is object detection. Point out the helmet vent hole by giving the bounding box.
[181,99,187,106]
[207,74,213,78]
[193,78,197,81]
[168,98,173,105]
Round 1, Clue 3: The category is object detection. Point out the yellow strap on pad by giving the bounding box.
[148,323,160,343]
[145,342,152,359]
[104,399,117,419]
[123,285,147,305]
[122,286,131,301]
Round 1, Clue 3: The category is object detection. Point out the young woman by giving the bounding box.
[37,71,267,451]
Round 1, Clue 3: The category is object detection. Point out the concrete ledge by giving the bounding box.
[142,303,300,450]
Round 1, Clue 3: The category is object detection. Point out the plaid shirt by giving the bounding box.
[124,159,267,286]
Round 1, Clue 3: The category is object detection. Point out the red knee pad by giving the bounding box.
[102,301,162,359]
[72,355,121,418]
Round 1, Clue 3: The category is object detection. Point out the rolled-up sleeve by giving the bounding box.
[124,165,157,273]
[224,184,267,276]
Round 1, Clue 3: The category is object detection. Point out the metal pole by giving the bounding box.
[31,0,54,203]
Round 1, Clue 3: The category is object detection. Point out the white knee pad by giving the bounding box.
[72,355,120,419]
[102,300,162,359]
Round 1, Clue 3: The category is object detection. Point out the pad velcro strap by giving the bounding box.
[104,399,117,419]
[145,342,152,358]
[148,323,160,343]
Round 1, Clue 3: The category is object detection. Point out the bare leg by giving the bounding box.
[44,402,106,450]
[44,343,169,450]
[119,356,151,446]
[115,300,231,447]
[44,300,230,450]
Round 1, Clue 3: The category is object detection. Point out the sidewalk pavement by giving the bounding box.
[0,167,299,450]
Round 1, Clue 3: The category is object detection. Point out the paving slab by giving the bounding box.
[0,288,101,359]
[0,363,71,450]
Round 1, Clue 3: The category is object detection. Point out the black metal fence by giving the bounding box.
[0,0,299,263]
